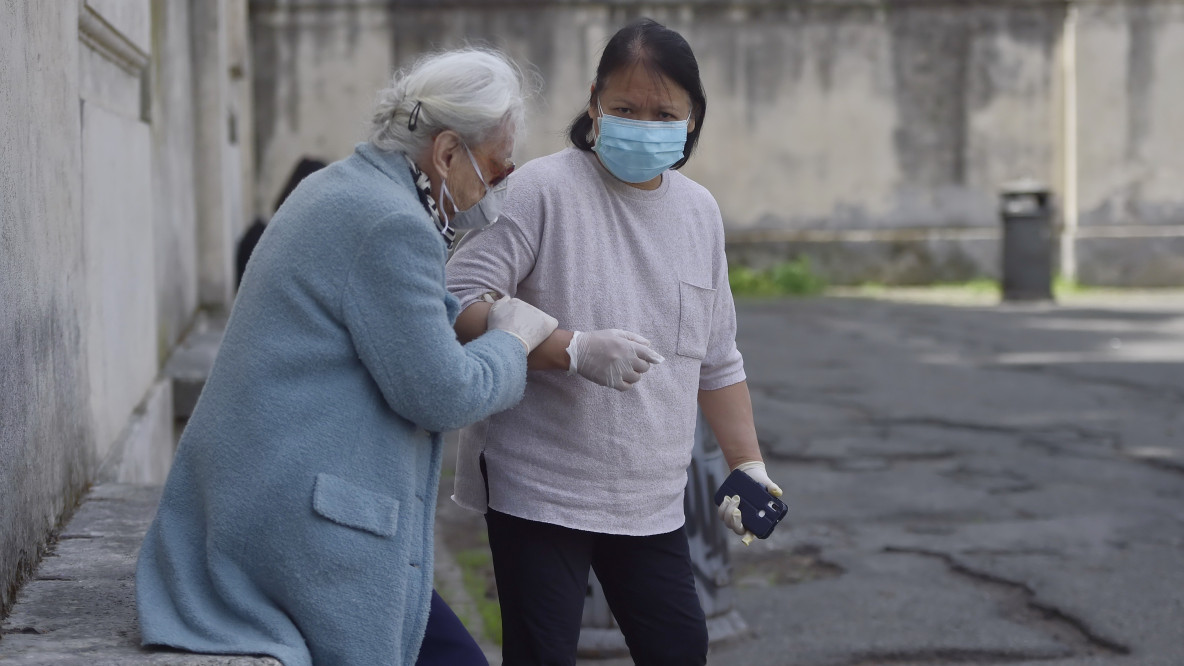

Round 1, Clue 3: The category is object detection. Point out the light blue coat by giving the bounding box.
[136,143,527,666]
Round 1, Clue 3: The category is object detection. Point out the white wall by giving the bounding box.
[0,0,253,613]
[252,0,397,217]
[251,0,1184,286]
[0,0,91,614]
[79,0,159,466]
[1074,1,1184,285]
[151,0,201,354]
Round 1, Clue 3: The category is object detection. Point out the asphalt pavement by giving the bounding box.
[443,290,1184,666]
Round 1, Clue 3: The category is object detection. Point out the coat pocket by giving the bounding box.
[312,473,399,538]
[676,280,716,360]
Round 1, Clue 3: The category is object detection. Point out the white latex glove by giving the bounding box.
[718,461,784,545]
[487,296,559,353]
[566,329,665,391]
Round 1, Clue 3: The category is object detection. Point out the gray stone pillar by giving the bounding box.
[191,0,239,310]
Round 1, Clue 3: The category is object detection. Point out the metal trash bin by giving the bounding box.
[1000,179,1056,302]
[577,411,748,658]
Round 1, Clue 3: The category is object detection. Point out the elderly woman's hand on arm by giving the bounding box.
[487,296,558,353]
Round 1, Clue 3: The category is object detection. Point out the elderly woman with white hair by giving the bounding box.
[135,48,555,666]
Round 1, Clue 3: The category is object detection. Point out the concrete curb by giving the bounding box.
[0,484,278,665]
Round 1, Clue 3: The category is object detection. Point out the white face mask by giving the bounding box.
[440,145,508,233]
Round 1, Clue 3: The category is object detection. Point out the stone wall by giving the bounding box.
[0,0,252,615]
[0,0,92,615]
[1073,1,1184,286]
[251,0,397,217]
[251,0,1184,286]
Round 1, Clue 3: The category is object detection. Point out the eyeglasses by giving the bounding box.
[465,142,516,191]
[488,159,516,189]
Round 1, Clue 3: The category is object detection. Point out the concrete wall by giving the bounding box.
[0,0,253,615]
[194,0,253,309]
[150,0,203,354]
[251,0,1184,287]
[80,0,159,468]
[251,0,397,217]
[0,0,92,614]
[1073,0,1184,286]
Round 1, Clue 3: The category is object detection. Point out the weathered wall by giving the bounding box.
[251,0,1184,286]
[79,0,159,466]
[1074,0,1184,286]
[229,0,258,236]
[151,0,200,355]
[252,0,398,216]
[0,0,254,615]
[0,0,92,613]
[194,0,253,309]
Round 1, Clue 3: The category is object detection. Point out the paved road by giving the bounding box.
[443,292,1184,666]
[704,294,1184,666]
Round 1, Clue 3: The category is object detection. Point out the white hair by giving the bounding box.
[370,48,534,155]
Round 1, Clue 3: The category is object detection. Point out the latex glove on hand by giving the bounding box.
[566,329,665,391]
[487,296,559,353]
[718,461,784,546]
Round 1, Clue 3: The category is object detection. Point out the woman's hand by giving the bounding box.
[488,296,559,353]
[718,461,783,544]
[566,329,664,391]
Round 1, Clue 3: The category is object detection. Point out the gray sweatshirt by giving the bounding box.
[446,147,745,535]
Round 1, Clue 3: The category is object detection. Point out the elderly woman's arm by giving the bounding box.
[344,216,530,433]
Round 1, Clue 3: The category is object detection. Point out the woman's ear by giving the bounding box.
[430,130,462,177]
[587,84,598,120]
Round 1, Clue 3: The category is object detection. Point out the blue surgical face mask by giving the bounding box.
[592,98,691,184]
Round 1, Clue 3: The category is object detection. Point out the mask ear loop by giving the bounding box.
[435,136,456,235]
[592,97,604,147]
[439,142,488,236]
[462,143,492,199]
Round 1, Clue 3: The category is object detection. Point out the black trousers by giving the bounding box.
[485,509,708,666]
[415,589,488,665]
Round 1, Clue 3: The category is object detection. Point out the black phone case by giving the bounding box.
[713,469,788,539]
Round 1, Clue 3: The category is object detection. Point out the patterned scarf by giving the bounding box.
[404,155,455,250]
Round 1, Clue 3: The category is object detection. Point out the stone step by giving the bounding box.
[0,484,278,665]
[163,310,228,419]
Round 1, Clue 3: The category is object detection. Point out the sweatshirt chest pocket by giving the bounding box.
[312,473,399,538]
[676,280,716,360]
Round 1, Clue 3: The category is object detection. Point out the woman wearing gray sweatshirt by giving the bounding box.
[446,18,782,666]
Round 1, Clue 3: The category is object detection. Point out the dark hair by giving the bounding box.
[567,18,706,171]
[236,157,328,290]
[274,157,328,213]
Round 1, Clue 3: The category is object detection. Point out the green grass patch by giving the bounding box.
[839,276,1103,301]
[920,277,1090,297]
[729,258,827,297]
[1054,276,1088,295]
[938,278,1000,294]
[454,547,502,645]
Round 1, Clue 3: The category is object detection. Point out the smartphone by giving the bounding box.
[713,469,788,540]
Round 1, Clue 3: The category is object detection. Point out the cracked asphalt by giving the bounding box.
[698,293,1184,666]
[436,292,1184,666]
